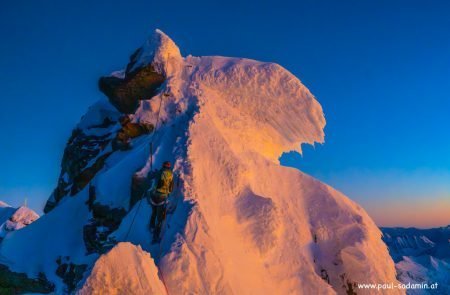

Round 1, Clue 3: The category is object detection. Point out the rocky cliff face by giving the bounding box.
[44,106,155,214]
[98,30,176,114]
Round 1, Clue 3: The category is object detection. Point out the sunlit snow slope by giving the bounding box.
[0,30,401,294]
[79,242,167,295]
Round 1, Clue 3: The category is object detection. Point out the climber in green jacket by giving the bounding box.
[146,161,174,242]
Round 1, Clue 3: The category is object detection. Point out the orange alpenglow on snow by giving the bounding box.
[0,30,402,294]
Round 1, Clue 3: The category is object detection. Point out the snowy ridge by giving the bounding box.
[0,30,401,294]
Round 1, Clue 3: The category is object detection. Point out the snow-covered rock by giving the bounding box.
[127,29,182,76]
[0,29,402,294]
[0,202,39,239]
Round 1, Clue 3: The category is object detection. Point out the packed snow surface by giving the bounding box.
[79,242,167,295]
[0,29,401,294]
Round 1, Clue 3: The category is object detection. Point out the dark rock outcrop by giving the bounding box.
[83,186,126,254]
[70,152,112,196]
[44,128,113,213]
[99,62,165,114]
[44,115,154,214]
[55,257,87,293]
[112,115,154,151]
[44,41,166,213]
[0,264,54,294]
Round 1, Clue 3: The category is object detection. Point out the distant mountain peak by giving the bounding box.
[381,226,450,293]
[0,202,39,239]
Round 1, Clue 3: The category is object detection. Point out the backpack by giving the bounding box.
[155,169,173,195]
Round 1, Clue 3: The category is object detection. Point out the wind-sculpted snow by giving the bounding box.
[189,55,325,161]
[0,29,401,294]
[235,189,280,254]
[170,51,400,294]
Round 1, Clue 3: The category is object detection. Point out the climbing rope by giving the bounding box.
[158,238,171,295]
[156,200,173,295]
[122,91,172,294]
[95,56,172,249]
[146,91,173,295]
[124,92,166,241]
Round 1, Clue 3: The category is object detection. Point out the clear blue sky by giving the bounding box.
[1,0,449,227]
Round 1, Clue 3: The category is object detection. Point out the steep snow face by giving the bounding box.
[79,242,167,295]
[0,202,39,239]
[0,30,401,294]
[155,54,400,295]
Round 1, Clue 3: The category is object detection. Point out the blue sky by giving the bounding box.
[1,0,449,227]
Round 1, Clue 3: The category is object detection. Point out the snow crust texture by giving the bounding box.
[0,29,402,294]
[79,242,167,295]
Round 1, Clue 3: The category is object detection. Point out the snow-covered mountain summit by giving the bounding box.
[0,30,401,294]
[0,201,39,239]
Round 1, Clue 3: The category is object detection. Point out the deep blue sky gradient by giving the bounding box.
[1,0,449,227]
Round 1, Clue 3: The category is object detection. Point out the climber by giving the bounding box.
[146,161,174,242]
